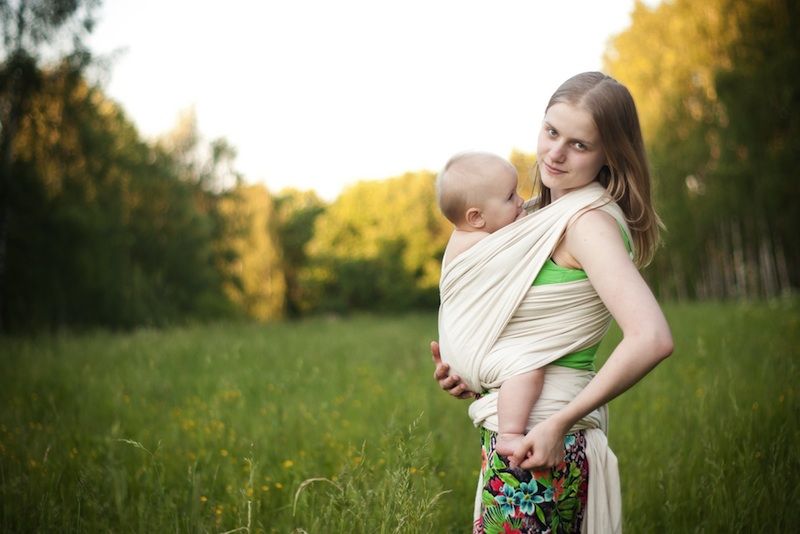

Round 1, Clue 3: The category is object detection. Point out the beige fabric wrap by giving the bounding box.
[438,182,625,534]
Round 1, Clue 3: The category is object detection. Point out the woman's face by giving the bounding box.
[536,102,606,200]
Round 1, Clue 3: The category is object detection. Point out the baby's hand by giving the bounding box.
[495,433,526,462]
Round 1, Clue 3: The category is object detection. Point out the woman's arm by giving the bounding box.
[513,209,674,469]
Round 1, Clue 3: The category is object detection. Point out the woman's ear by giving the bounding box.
[465,207,486,229]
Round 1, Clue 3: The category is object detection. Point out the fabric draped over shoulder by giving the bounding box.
[438,181,629,396]
[437,181,626,534]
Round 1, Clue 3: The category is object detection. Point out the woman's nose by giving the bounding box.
[549,142,566,162]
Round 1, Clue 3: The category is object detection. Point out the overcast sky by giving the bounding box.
[88,0,645,200]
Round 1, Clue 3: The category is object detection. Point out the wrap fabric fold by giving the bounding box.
[437,181,626,533]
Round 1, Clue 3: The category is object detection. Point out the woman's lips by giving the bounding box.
[543,161,565,175]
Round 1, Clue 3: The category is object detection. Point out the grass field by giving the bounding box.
[1,299,799,533]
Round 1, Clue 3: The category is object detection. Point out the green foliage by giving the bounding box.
[0,301,798,531]
[606,0,799,299]
[301,172,451,313]
[1,2,293,331]
[217,184,286,321]
[0,0,102,331]
[273,188,327,316]
[3,67,241,329]
[6,0,798,331]
[0,1,99,58]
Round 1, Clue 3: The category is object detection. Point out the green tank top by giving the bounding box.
[532,223,632,371]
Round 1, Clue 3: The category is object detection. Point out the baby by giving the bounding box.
[437,151,543,459]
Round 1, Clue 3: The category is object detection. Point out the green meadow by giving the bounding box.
[1,300,798,533]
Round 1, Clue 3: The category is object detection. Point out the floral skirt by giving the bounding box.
[474,427,589,534]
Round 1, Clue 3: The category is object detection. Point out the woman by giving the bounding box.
[432,72,673,533]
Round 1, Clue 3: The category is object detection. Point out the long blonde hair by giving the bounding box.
[533,72,662,267]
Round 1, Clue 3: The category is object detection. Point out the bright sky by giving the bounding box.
[89,0,643,200]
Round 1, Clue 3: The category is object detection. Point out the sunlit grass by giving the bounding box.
[1,299,798,532]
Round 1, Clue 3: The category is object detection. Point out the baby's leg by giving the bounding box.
[495,369,544,458]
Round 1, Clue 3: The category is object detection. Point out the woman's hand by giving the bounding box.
[430,341,478,399]
[511,417,569,470]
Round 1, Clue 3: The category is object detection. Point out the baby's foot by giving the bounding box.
[495,433,524,459]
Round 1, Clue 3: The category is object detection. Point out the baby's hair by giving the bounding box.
[437,151,515,225]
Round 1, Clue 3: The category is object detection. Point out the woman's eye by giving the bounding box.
[574,142,586,151]
[546,127,557,137]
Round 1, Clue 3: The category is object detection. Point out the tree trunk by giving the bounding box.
[774,238,791,296]
[731,220,746,298]
[0,95,22,333]
[757,218,777,298]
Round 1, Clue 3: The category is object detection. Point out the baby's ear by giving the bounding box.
[465,207,485,229]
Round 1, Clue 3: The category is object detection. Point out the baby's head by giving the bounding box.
[437,151,524,233]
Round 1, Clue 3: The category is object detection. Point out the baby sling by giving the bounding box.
[438,181,626,533]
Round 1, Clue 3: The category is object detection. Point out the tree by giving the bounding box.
[4,67,237,329]
[710,0,799,296]
[156,107,243,193]
[273,188,326,316]
[605,0,799,299]
[0,0,100,329]
[301,171,451,313]
[217,184,285,321]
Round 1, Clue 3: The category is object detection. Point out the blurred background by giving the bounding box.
[2,2,799,532]
[1,0,797,332]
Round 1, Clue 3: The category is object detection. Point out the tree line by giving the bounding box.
[606,0,798,300]
[1,0,797,332]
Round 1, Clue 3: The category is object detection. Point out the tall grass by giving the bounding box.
[1,299,798,532]
[605,300,800,532]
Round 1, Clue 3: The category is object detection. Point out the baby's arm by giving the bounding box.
[495,369,544,462]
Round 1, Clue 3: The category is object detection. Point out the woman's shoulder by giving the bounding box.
[569,205,620,236]
[565,208,630,260]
